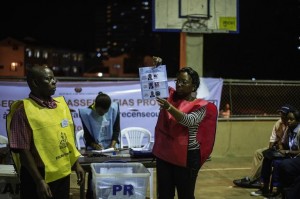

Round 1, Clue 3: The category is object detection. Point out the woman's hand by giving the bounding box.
[91,143,103,150]
[152,56,162,67]
[156,97,171,110]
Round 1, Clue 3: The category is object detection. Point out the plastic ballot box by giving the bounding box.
[91,162,150,199]
[0,164,20,199]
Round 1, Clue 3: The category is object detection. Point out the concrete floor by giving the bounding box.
[70,156,267,199]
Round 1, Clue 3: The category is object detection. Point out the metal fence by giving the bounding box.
[220,79,300,117]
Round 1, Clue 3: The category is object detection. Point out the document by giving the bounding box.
[139,65,169,99]
[92,147,115,153]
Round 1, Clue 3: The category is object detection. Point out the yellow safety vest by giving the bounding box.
[7,96,80,183]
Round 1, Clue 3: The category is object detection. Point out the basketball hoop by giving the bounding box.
[182,14,212,33]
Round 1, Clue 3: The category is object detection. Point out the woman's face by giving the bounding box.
[175,72,195,99]
[95,106,109,116]
[287,112,298,127]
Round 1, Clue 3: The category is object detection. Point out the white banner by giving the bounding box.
[0,78,223,141]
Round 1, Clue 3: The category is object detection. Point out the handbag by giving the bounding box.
[262,148,285,160]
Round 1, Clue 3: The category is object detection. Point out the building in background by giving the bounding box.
[0,37,85,77]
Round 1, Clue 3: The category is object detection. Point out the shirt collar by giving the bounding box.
[29,93,57,109]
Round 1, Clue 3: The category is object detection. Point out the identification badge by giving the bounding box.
[61,119,68,128]
[102,120,110,126]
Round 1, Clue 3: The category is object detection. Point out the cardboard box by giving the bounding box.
[91,162,150,199]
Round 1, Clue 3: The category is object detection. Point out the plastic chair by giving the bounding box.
[120,127,151,148]
[120,127,154,199]
[0,135,8,148]
[76,130,84,150]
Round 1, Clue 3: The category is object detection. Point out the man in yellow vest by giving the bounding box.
[7,65,84,199]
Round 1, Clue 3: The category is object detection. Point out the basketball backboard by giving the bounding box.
[153,0,239,33]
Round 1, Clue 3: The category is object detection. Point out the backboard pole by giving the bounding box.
[180,33,204,77]
[179,33,187,68]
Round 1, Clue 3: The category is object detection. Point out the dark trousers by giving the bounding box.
[20,166,70,199]
[86,170,93,199]
[279,157,300,199]
[156,149,201,199]
[261,157,283,189]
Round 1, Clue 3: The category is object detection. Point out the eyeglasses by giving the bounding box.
[174,80,190,86]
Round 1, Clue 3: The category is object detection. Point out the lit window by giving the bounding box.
[10,62,19,71]
[72,53,77,61]
[78,54,83,61]
[34,50,40,58]
[43,51,48,59]
[25,48,32,57]
[72,66,78,73]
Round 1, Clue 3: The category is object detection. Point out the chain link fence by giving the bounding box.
[220,79,300,117]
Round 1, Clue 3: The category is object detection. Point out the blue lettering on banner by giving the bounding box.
[112,184,134,196]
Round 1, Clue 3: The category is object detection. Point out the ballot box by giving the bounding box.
[91,162,150,199]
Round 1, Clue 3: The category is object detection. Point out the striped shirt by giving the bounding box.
[179,106,206,150]
[9,93,57,167]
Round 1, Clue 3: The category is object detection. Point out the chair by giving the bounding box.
[0,135,8,148]
[120,127,151,148]
[120,127,154,199]
[76,130,84,150]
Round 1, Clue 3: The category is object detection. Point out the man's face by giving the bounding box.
[34,67,57,99]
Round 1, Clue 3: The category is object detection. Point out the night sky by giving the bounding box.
[1,1,300,80]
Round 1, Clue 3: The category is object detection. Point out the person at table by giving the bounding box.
[7,65,84,199]
[79,92,120,150]
[79,92,120,199]
[153,61,218,199]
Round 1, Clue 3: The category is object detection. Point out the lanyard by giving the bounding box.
[289,132,297,149]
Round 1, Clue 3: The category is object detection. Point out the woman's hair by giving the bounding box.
[176,67,200,90]
[95,92,111,109]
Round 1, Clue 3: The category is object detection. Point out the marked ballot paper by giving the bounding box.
[139,65,169,100]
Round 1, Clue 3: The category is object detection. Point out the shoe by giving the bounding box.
[251,189,264,196]
[250,188,269,197]
[233,177,261,188]
[249,179,262,189]
[264,193,282,199]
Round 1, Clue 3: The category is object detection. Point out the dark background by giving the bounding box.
[1,0,299,80]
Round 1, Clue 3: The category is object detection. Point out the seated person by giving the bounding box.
[79,92,120,150]
[251,109,300,198]
[219,103,231,118]
[79,92,120,199]
[233,105,292,188]
[276,156,300,199]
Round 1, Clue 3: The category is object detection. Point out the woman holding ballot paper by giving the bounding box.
[152,57,218,199]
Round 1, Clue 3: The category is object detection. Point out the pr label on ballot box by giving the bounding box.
[139,65,169,100]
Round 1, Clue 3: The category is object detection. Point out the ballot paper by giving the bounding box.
[92,147,115,153]
[139,65,169,99]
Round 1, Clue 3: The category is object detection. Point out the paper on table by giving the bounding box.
[131,141,154,152]
[92,147,115,153]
